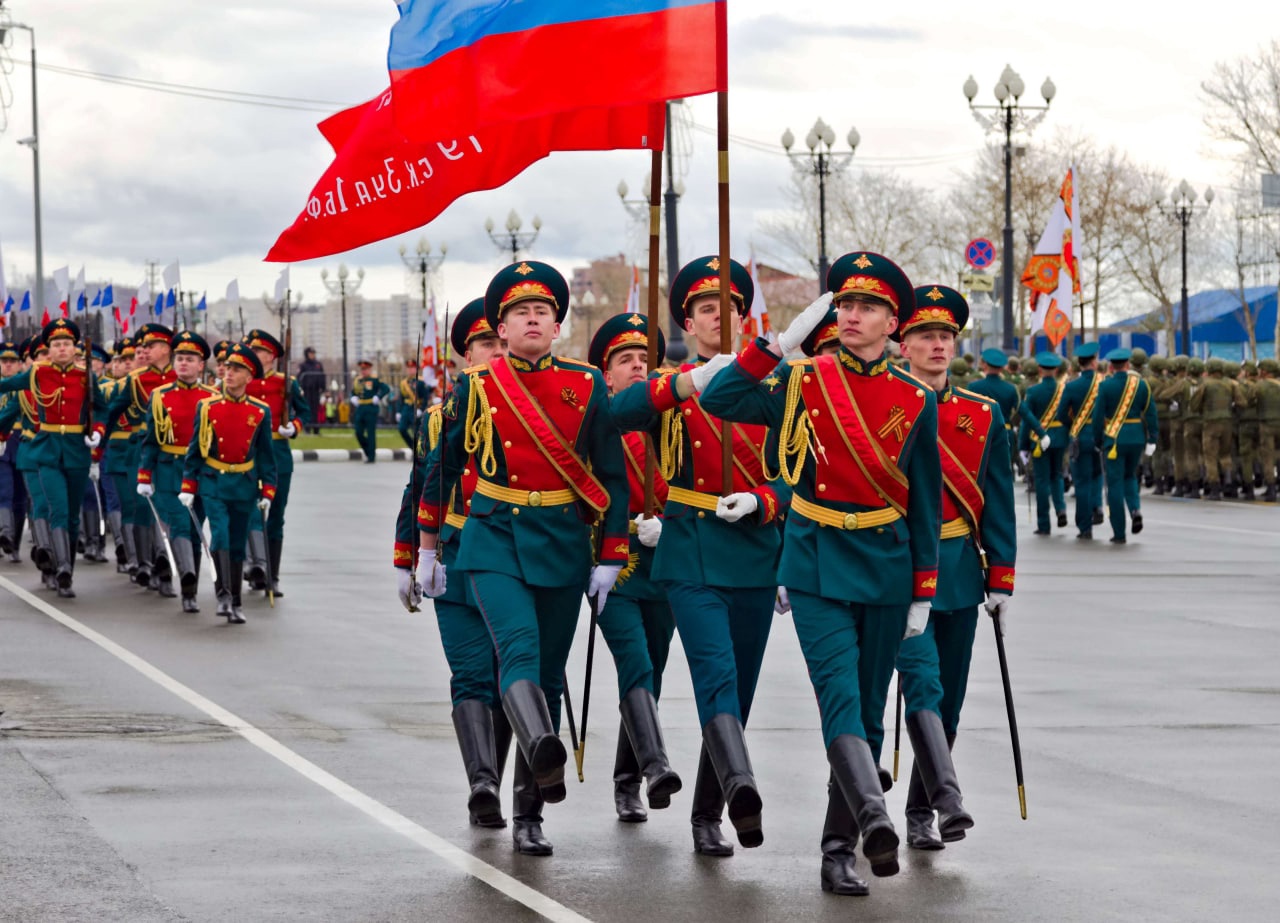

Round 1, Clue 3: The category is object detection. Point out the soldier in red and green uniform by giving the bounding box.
[10,336,49,575]
[99,338,138,573]
[243,329,309,597]
[1018,353,1068,534]
[417,262,630,854]
[106,323,177,588]
[588,311,682,824]
[611,256,789,858]
[0,338,30,563]
[137,331,220,613]
[0,319,107,597]
[891,286,1015,851]
[179,343,278,623]
[701,252,941,894]
[396,358,434,449]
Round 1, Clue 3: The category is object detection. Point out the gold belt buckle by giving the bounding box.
[842,512,858,530]
[527,490,542,507]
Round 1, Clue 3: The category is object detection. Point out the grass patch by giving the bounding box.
[290,426,411,453]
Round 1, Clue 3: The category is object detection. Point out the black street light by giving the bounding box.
[399,237,446,355]
[5,14,45,314]
[964,65,1055,351]
[1157,180,1215,355]
[782,118,859,296]
[320,263,364,397]
[617,171,688,361]
[485,210,541,262]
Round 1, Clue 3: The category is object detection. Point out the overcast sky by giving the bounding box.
[0,0,1261,313]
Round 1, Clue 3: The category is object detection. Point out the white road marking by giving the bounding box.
[0,574,590,923]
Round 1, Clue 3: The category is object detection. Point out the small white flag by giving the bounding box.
[137,279,150,308]
[162,261,180,291]
[273,267,290,303]
[52,266,70,297]
[71,265,86,304]
[625,264,641,313]
[226,278,241,309]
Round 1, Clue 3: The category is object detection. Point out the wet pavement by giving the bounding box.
[2,462,1277,922]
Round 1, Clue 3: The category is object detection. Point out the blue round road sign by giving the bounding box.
[966,238,996,269]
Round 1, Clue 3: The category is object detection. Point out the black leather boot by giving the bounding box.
[1207,481,1222,501]
[118,518,138,575]
[173,537,198,595]
[1172,479,1185,497]
[245,530,268,588]
[1131,512,1144,534]
[133,524,153,585]
[152,525,173,582]
[828,734,899,877]
[51,527,76,597]
[31,518,54,573]
[905,711,973,842]
[452,699,504,828]
[619,687,682,810]
[1265,483,1278,502]
[214,550,234,619]
[268,538,284,597]
[107,510,127,570]
[612,723,647,822]
[81,506,106,562]
[511,751,552,856]
[0,508,14,556]
[8,508,24,563]
[690,745,733,856]
[820,774,870,896]
[501,679,567,804]
[703,712,762,849]
[229,559,246,623]
[480,706,511,829]
[904,760,943,850]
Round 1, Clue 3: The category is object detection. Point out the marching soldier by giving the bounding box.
[395,299,521,842]
[1098,349,1158,542]
[1255,359,1280,501]
[179,343,278,623]
[78,344,113,565]
[351,359,390,463]
[396,359,434,449]
[1149,357,1175,494]
[1238,360,1260,500]
[0,339,27,562]
[102,337,140,575]
[417,262,630,845]
[137,331,220,613]
[1164,356,1190,496]
[700,252,940,893]
[0,319,107,597]
[1059,342,1103,539]
[1180,357,1206,498]
[13,336,54,580]
[588,312,683,824]
[1018,353,1068,534]
[611,256,786,858]
[244,329,309,596]
[967,348,1020,478]
[1190,357,1238,501]
[889,286,1015,852]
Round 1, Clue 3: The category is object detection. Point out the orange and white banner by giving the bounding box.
[1021,167,1080,348]
[741,251,772,348]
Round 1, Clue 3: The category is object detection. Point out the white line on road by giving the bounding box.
[0,574,591,923]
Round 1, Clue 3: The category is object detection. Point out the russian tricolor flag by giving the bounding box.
[388,0,722,141]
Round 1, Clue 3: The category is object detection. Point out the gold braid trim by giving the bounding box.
[151,388,175,445]
[658,408,683,480]
[32,367,66,410]
[777,368,817,487]
[463,376,497,477]
[427,406,443,453]
[614,546,641,588]
[197,400,214,459]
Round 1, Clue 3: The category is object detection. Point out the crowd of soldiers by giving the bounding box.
[0,321,308,621]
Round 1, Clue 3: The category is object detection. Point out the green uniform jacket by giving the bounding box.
[1018,376,1069,451]
[181,393,279,504]
[1097,370,1158,449]
[965,373,1019,423]
[0,363,107,467]
[699,340,938,606]
[1059,368,1103,447]
[352,375,391,407]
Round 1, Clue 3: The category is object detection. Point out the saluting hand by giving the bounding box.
[776,291,834,356]
[689,353,735,394]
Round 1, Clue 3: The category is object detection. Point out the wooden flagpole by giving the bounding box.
[715,1,732,495]
[643,120,664,517]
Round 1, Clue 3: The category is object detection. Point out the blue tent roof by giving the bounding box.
[1113,286,1276,336]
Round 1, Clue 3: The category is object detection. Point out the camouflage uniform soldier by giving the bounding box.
[1163,357,1189,495]
[1180,358,1205,498]
[1148,357,1174,494]
[1238,360,1261,500]
[1190,358,1238,501]
[1255,359,1280,502]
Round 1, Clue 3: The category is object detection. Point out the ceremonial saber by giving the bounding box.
[260,506,274,608]
[142,493,176,582]
[574,593,600,783]
[892,673,903,782]
[186,504,217,582]
[92,476,106,537]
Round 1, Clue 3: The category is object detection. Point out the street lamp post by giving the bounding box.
[964,65,1055,351]
[398,237,446,357]
[618,172,688,361]
[1157,180,1215,355]
[485,210,542,262]
[320,263,364,397]
[782,118,859,296]
[6,16,44,313]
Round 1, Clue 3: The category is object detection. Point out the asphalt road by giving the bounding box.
[2,462,1277,922]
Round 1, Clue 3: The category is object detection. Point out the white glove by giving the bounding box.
[689,353,735,393]
[715,492,758,523]
[178,491,195,508]
[1038,434,1051,452]
[277,421,297,438]
[904,601,931,640]
[84,431,102,449]
[984,592,1012,636]
[774,585,791,615]
[1144,443,1157,457]
[137,482,154,498]
[372,395,381,406]
[588,563,623,608]
[89,462,100,483]
[349,395,360,406]
[777,291,834,355]
[1019,450,1031,466]
[1169,400,1179,413]
[422,559,447,597]
[257,497,271,514]
[635,513,662,548]
[397,567,422,612]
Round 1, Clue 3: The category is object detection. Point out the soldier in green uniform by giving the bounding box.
[702,252,941,893]
[1238,360,1260,500]
[890,286,1015,852]
[966,349,1019,480]
[1190,357,1239,501]
[0,319,108,597]
[1130,348,1151,488]
[1098,349,1158,542]
[396,359,434,449]
[610,256,787,859]
[418,261,630,839]
[14,336,55,581]
[351,360,390,463]
[588,312,683,824]
[1164,356,1190,495]
[0,339,29,563]
[180,343,278,623]
[947,357,971,390]
[1255,359,1280,501]
[101,337,140,575]
[1059,342,1103,539]
[1148,357,1175,494]
[1018,353,1068,533]
[1180,358,1205,498]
